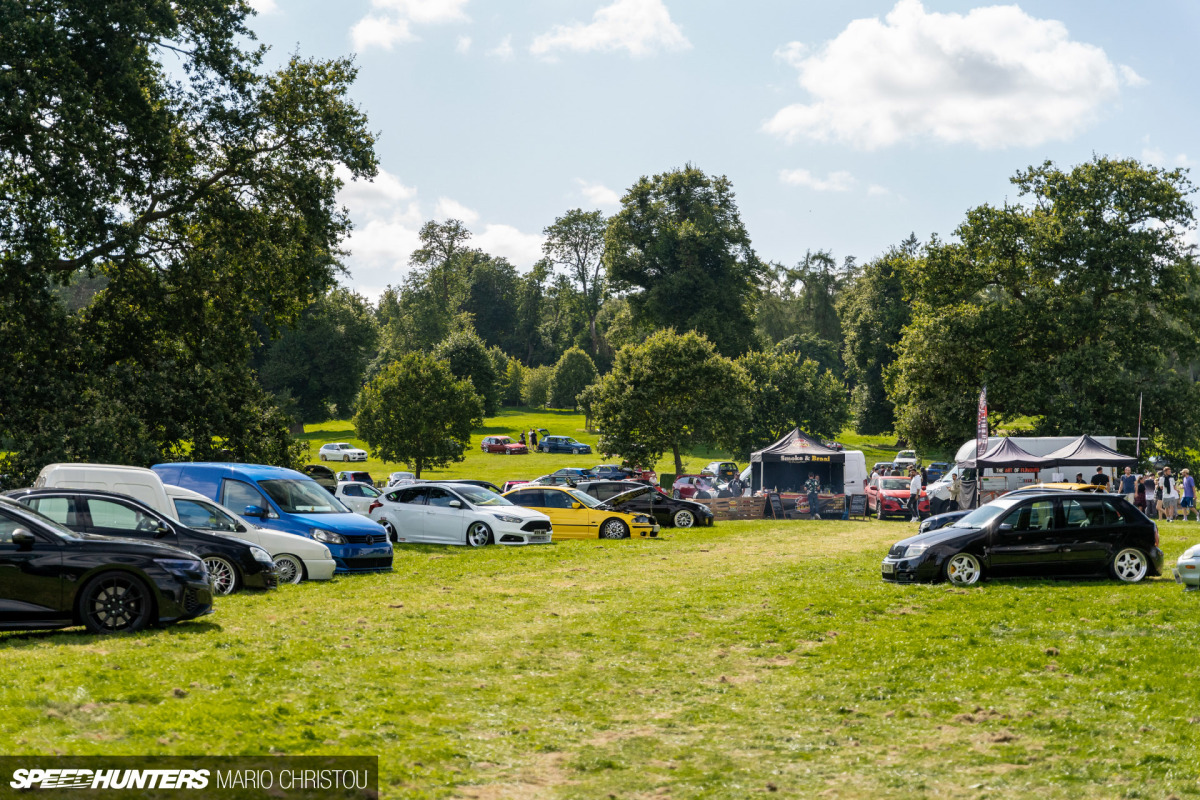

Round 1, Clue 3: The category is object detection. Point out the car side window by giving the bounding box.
[25,496,78,527]
[427,488,457,508]
[86,498,155,532]
[1000,500,1055,532]
[342,485,362,497]
[174,499,221,530]
[1062,499,1101,528]
[0,512,28,543]
[1101,501,1126,526]
[361,485,381,498]
[223,479,269,516]
[509,490,543,507]
[540,491,575,509]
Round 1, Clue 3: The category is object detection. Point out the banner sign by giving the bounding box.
[0,756,377,800]
[976,385,988,458]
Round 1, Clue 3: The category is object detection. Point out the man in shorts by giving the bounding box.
[1119,466,1138,504]
[1180,468,1196,522]
[1161,467,1178,522]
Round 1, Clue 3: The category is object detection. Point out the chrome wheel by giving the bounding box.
[204,556,239,595]
[600,519,629,539]
[673,509,695,528]
[466,522,491,547]
[81,572,152,634]
[1112,548,1148,582]
[273,554,304,585]
[944,552,982,586]
[382,519,398,543]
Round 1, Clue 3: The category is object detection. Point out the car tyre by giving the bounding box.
[600,518,630,539]
[466,522,492,548]
[876,501,885,521]
[203,555,240,596]
[943,552,982,586]
[343,454,349,462]
[1111,547,1148,583]
[672,490,681,500]
[79,571,153,634]
[381,519,399,543]
[319,453,326,461]
[673,509,695,528]
[273,554,305,585]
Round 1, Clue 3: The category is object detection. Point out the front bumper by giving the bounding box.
[154,576,215,623]
[633,522,660,538]
[241,563,279,590]
[304,557,338,581]
[330,542,394,572]
[495,519,553,545]
[880,554,941,583]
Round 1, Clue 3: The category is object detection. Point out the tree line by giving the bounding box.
[3,1,1196,482]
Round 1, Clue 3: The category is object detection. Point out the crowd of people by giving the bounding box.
[1074,465,1194,521]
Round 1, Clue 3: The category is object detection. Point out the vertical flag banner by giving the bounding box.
[1136,392,1143,460]
[976,386,989,458]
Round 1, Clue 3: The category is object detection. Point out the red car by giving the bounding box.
[672,474,716,499]
[867,475,930,519]
[481,436,529,454]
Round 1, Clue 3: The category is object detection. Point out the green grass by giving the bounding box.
[298,407,734,487]
[3,519,1199,798]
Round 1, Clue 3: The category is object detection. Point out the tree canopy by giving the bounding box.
[732,351,849,459]
[0,0,377,480]
[353,352,482,478]
[549,347,598,409]
[605,165,763,358]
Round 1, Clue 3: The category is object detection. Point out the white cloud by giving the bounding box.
[1119,65,1148,87]
[1142,148,1192,169]
[779,168,856,192]
[249,0,278,14]
[765,0,1140,150]
[576,179,621,208]
[351,0,469,52]
[435,197,480,224]
[351,15,415,51]
[531,0,690,58]
[475,224,546,267]
[487,35,514,59]
[867,184,891,197]
[456,35,472,54]
[335,166,543,300]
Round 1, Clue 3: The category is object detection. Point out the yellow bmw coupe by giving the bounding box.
[502,485,660,539]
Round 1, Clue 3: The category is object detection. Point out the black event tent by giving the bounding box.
[750,429,845,493]
[956,437,1049,470]
[1041,435,1136,468]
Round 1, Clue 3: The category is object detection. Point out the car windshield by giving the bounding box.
[259,479,350,514]
[567,488,603,508]
[455,486,512,507]
[879,478,912,490]
[949,503,1011,529]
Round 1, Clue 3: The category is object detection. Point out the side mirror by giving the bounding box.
[998,523,1014,532]
[243,505,267,518]
[571,502,582,509]
[154,524,173,538]
[12,529,35,548]
[448,500,462,509]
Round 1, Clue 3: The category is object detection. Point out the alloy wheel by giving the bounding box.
[273,554,304,585]
[674,510,695,528]
[466,522,491,547]
[82,573,151,634]
[204,556,238,595]
[945,552,981,586]
[1112,548,1148,582]
[601,519,630,539]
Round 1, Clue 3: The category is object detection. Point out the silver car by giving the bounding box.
[1174,545,1200,590]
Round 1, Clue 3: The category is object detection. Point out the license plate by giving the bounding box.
[882,562,895,574]
[532,535,549,543]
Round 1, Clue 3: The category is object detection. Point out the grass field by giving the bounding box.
[3,517,1199,798]
[296,408,932,488]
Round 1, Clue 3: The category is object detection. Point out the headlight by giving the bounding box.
[1183,546,1198,560]
[250,546,274,564]
[155,558,205,577]
[633,515,652,524]
[309,528,346,545]
[905,544,929,558]
[492,513,523,524]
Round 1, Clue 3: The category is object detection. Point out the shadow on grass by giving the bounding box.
[0,619,221,647]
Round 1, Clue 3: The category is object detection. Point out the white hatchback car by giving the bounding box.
[164,485,337,584]
[335,481,383,516]
[371,482,552,546]
[318,442,368,462]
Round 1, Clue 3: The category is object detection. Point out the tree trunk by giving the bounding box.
[673,443,683,476]
[414,458,422,479]
[589,316,600,358]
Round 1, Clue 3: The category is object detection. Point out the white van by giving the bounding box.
[842,450,868,496]
[35,463,173,517]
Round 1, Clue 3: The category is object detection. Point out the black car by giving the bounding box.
[577,480,714,528]
[882,490,1164,586]
[592,465,635,481]
[917,509,970,534]
[6,489,279,595]
[0,496,213,634]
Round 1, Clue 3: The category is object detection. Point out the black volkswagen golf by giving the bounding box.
[0,496,213,634]
[6,488,278,594]
[882,490,1164,586]
[577,481,715,528]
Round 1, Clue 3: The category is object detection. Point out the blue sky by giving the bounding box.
[245,0,1199,299]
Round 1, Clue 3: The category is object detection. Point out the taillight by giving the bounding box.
[368,500,383,514]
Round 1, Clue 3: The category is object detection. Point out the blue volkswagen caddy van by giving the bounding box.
[152,463,392,573]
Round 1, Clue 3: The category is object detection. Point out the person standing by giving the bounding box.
[1143,472,1158,519]
[804,472,821,520]
[530,429,538,450]
[1090,467,1110,488]
[1118,466,1137,503]
[1075,472,1085,485]
[948,473,962,512]
[1181,468,1196,522]
[518,431,527,446]
[1135,477,1147,514]
[908,468,922,522]
[1161,467,1178,522]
